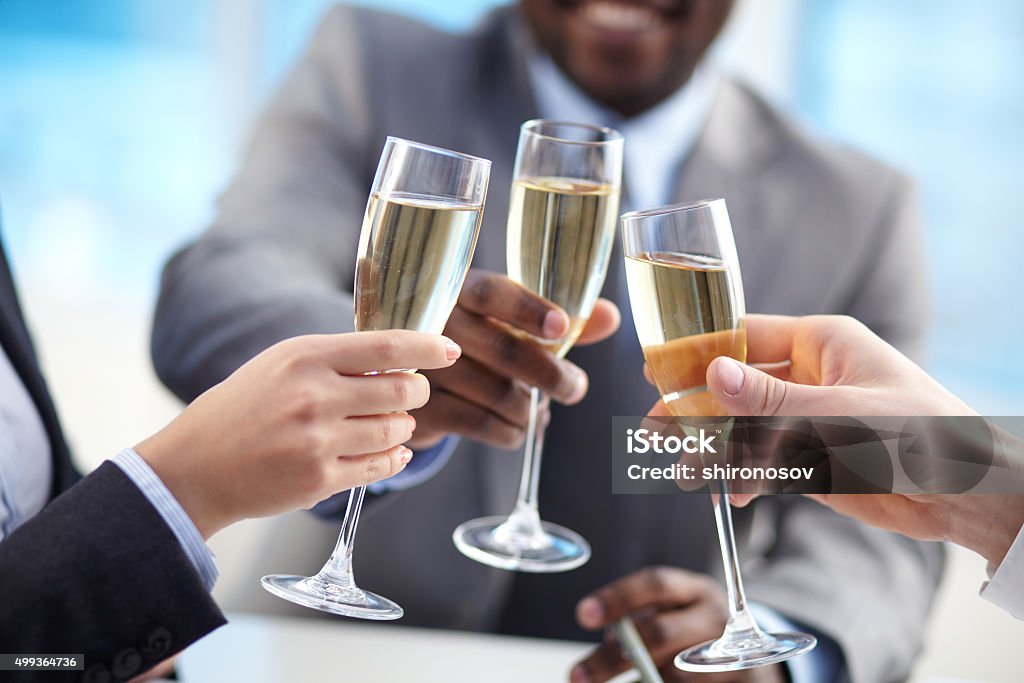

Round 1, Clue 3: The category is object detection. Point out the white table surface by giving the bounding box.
[179,612,975,683]
[180,612,611,683]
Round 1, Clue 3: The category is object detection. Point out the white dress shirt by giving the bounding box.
[981,524,1024,620]
[525,51,719,212]
[0,342,52,538]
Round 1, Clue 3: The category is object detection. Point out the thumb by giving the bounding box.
[707,356,815,416]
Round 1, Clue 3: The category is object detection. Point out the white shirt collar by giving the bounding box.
[525,51,720,211]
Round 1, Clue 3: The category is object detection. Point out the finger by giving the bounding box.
[573,607,725,682]
[751,361,793,382]
[336,413,415,455]
[729,492,758,507]
[329,444,412,491]
[643,362,655,385]
[646,399,672,418]
[570,639,630,683]
[632,605,726,667]
[742,314,801,364]
[338,372,431,415]
[446,307,587,404]
[313,330,461,375]
[422,357,532,428]
[706,356,832,417]
[459,270,570,340]
[409,390,526,450]
[576,566,712,630]
[576,299,621,346]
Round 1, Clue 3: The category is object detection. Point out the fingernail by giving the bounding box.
[444,338,462,361]
[407,414,417,431]
[716,357,746,396]
[570,665,591,683]
[577,597,603,628]
[543,309,569,339]
[399,447,413,464]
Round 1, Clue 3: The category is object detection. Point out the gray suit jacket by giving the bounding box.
[153,6,940,682]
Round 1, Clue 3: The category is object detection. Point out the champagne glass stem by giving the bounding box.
[453,382,589,570]
[709,478,764,640]
[506,387,547,531]
[317,484,367,588]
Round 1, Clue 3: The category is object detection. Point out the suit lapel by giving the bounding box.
[0,236,36,367]
[673,78,789,315]
[0,228,77,497]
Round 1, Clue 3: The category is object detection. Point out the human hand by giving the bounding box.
[698,314,1023,566]
[410,269,620,449]
[135,330,460,538]
[571,567,785,683]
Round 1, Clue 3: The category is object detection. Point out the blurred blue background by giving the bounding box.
[1,0,1021,412]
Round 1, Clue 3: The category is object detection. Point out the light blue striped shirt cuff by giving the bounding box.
[112,448,219,591]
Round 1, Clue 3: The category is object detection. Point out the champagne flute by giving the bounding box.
[453,120,622,572]
[261,137,490,619]
[621,199,816,670]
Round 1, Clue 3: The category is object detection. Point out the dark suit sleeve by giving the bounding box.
[0,462,226,682]
[152,6,374,403]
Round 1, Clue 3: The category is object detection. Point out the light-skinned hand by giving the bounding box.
[676,314,1024,567]
[135,330,460,538]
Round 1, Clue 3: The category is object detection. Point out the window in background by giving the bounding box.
[0,0,227,308]
[1,0,1020,413]
[792,0,1024,412]
[0,0,505,311]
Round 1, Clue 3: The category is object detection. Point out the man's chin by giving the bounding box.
[563,60,664,111]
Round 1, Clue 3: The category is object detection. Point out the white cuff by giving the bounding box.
[112,448,219,590]
[980,523,1024,620]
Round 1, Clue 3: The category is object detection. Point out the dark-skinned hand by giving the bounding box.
[571,566,787,683]
[409,269,620,450]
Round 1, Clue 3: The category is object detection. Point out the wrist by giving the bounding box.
[946,424,1024,566]
[134,427,231,540]
[948,495,1024,566]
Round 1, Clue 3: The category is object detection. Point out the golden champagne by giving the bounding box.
[356,191,481,333]
[625,251,746,416]
[507,176,619,356]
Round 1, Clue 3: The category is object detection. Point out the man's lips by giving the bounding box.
[575,0,665,32]
[555,0,691,29]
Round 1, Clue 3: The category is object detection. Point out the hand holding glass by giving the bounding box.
[453,119,623,573]
[622,199,817,671]
[261,137,489,619]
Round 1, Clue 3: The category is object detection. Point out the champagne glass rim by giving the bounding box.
[384,136,492,166]
[521,119,624,145]
[621,198,725,222]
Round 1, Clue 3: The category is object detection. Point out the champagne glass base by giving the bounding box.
[674,631,816,673]
[452,515,591,573]
[260,574,403,621]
